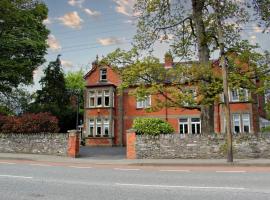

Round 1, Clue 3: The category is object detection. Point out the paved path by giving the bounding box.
[0,160,270,200]
[1,152,270,167]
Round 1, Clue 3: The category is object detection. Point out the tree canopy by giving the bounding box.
[0,0,49,96]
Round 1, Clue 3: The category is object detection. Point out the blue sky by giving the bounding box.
[32,0,270,91]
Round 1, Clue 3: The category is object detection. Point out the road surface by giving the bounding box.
[0,161,270,200]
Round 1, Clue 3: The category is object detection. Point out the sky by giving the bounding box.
[31,0,270,91]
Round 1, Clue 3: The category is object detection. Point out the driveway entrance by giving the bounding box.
[79,146,126,159]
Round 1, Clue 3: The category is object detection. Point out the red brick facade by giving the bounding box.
[83,59,265,146]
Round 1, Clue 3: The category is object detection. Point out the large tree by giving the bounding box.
[30,56,73,132]
[0,0,49,97]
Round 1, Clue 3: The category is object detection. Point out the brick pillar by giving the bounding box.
[126,129,136,159]
[68,130,80,158]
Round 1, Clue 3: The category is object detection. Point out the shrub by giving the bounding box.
[261,126,270,133]
[0,112,60,133]
[132,118,174,135]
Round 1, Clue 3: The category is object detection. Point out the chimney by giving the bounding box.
[164,52,173,69]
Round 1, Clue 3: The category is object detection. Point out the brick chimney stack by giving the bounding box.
[164,52,173,69]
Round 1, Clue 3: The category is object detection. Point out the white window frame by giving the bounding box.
[232,113,241,134]
[231,89,240,102]
[96,91,103,107]
[103,118,110,136]
[179,118,189,134]
[136,95,151,109]
[242,113,250,133]
[190,118,201,134]
[89,119,95,136]
[96,118,102,136]
[230,88,249,102]
[89,91,95,107]
[100,69,107,81]
[104,90,110,107]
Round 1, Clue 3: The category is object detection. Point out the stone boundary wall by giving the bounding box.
[127,132,270,159]
[0,133,69,156]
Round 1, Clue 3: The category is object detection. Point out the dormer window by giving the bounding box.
[100,68,107,81]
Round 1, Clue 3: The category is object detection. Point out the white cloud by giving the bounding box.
[84,8,101,17]
[68,0,85,8]
[58,11,83,29]
[97,37,124,46]
[47,35,61,51]
[61,59,73,67]
[113,0,135,16]
[43,18,51,25]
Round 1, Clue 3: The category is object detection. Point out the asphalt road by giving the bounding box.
[0,161,270,200]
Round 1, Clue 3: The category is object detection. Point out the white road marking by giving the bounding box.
[160,169,190,172]
[29,163,51,167]
[116,183,246,190]
[68,166,93,169]
[0,175,33,179]
[114,168,140,171]
[0,162,16,165]
[216,171,246,173]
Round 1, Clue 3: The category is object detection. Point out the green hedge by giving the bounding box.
[132,118,174,135]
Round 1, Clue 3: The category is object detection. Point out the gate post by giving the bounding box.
[126,129,136,159]
[68,130,80,158]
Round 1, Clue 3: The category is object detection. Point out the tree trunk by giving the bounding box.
[214,0,233,162]
[192,0,214,134]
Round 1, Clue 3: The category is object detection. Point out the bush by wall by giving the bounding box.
[132,118,174,135]
[0,112,59,133]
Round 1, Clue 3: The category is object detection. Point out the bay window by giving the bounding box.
[87,118,113,137]
[88,89,114,108]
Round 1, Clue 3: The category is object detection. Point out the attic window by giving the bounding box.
[100,69,107,81]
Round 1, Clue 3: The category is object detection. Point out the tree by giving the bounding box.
[0,0,49,97]
[30,56,72,132]
[104,0,269,162]
[65,69,85,128]
[0,88,32,115]
[253,0,270,30]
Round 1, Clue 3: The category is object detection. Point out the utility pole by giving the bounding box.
[215,1,233,162]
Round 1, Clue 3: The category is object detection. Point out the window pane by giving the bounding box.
[105,96,110,106]
[243,125,249,133]
[179,118,188,122]
[97,97,102,106]
[196,124,200,134]
[97,127,101,135]
[100,69,107,81]
[179,125,183,134]
[104,126,109,136]
[192,124,196,134]
[191,118,200,122]
[234,126,240,133]
[184,124,188,134]
[89,127,94,135]
[90,97,95,106]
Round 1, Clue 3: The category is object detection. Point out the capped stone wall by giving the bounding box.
[0,133,68,156]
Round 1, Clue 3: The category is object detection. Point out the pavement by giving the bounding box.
[1,151,270,167]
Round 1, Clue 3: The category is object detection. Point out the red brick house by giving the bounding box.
[83,56,267,146]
